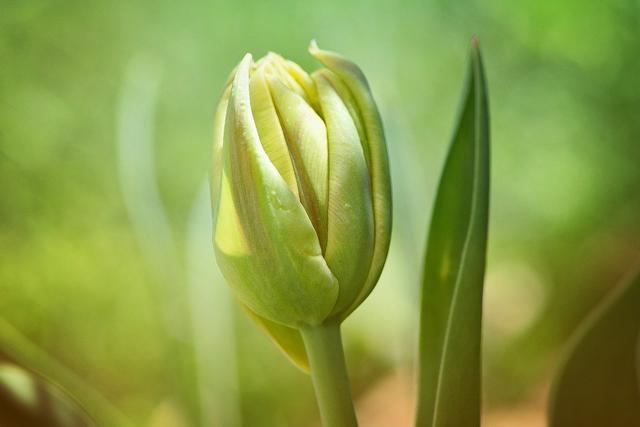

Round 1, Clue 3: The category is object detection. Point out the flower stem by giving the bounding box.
[300,322,358,427]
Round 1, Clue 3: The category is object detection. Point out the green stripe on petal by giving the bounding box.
[217,54,338,327]
[309,42,392,319]
[313,70,374,318]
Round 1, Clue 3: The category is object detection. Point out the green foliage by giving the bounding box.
[548,262,640,427]
[415,39,490,427]
[2,1,640,425]
[0,319,133,427]
[0,361,95,427]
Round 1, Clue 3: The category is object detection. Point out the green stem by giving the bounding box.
[300,323,358,427]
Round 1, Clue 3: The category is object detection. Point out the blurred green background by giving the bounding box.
[1,0,639,426]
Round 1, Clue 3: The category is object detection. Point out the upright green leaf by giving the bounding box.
[415,38,490,427]
[548,262,640,427]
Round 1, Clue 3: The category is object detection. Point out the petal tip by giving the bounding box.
[308,39,319,54]
[233,53,254,85]
[240,52,253,65]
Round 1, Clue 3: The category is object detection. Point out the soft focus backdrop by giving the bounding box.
[1,1,639,426]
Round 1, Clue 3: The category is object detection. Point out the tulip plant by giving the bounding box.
[0,38,639,427]
[209,39,486,426]
[208,38,640,427]
[210,40,391,426]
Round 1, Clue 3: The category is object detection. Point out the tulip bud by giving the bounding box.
[211,42,392,368]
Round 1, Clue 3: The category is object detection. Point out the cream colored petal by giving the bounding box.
[268,76,329,249]
[249,65,299,197]
[282,59,320,112]
[264,53,309,101]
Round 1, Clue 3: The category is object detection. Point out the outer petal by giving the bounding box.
[210,85,231,222]
[309,42,392,319]
[242,304,309,372]
[215,54,338,327]
[312,70,366,161]
[313,70,374,318]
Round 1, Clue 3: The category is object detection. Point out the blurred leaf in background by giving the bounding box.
[1,0,640,425]
[0,361,95,427]
[548,261,640,427]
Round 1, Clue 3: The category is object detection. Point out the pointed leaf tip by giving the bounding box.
[415,41,490,427]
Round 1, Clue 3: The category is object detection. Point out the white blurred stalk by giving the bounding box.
[116,56,184,335]
[185,183,241,427]
[116,55,240,426]
[116,55,192,419]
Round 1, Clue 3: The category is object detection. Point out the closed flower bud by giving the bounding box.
[211,41,392,369]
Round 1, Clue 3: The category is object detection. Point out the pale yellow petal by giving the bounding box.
[268,76,329,249]
[249,65,299,196]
